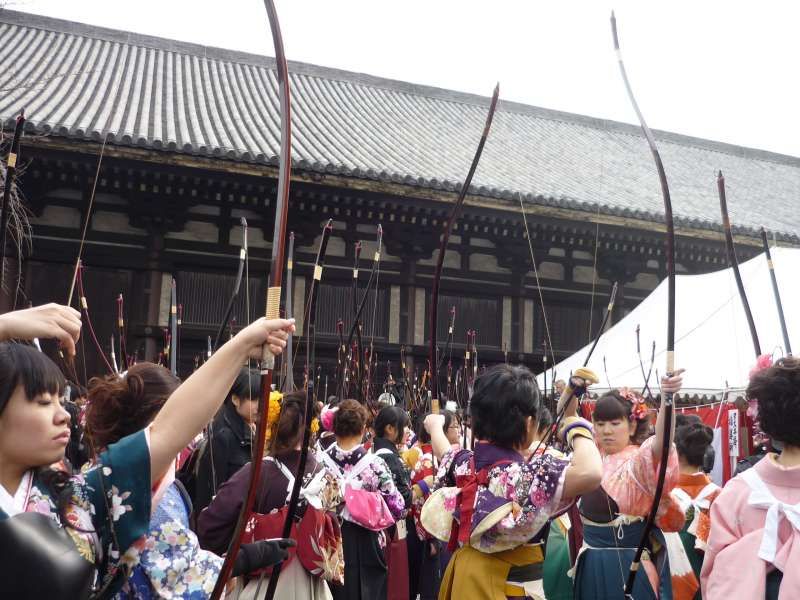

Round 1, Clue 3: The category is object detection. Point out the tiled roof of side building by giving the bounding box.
[1,10,798,240]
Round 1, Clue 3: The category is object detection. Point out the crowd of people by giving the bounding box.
[0,302,798,599]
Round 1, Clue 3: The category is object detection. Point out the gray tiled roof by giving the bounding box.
[1,10,798,240]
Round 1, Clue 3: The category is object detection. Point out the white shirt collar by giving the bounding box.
[0,470,33,517]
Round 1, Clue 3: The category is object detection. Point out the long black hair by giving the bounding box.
[226,368,261,404]
[374,406,408,444]
[0,343,74,524]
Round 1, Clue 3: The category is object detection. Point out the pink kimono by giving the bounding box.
[701,454,800,600]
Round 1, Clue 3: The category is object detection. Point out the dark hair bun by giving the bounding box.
[85,362,179,453]
[333,399,368,438]
[675,422,714,467]
[747,357,800,447]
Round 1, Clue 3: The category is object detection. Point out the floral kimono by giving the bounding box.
[409,443,437,540]
[671,471,720,598]
[118,480,221,598]
[0,430,152,597]
[422,442,570,599]
[318,443,405,600]
[574,437,692,600]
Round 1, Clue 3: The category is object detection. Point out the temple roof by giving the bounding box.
[1,10,798,240]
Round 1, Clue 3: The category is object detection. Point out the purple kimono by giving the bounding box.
[433,442,570,553]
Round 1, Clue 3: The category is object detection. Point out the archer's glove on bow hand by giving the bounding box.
[232,538,297,576]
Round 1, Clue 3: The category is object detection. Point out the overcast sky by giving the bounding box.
[13,0,800,157]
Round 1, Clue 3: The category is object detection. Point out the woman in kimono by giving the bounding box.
[702,357,800,600]
[199,390,339,600]
[84,362,292,599]
[317,399,406,600]
[0,302,295,598]
[371,406,412,600]
[407,410,459,600]
[671,419,719,599]
[422,363,604,600]
[573,381,688,600]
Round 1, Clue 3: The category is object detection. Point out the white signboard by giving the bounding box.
[728,409,740,458]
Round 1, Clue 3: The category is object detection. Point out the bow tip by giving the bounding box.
[240,216,247,227]
[610,11,620,47]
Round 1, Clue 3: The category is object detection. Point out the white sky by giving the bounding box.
[13,0,800,157]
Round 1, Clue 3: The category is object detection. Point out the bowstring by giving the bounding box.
[518,192,555,367]
[588,207,601,339]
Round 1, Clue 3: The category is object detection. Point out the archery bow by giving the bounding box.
[367,226,384,404]
[760,227,791,355]
[718,172,761,357]
[532,282,617,458]
[117,294,128,369]
[209,0,292,595]
[351,241,364,400]
[214,217,248,352]
[429,85,500,414]
[283,230,296,390]
[611,13,677,597]
[263,220,333,599]
[345,227,382,351]
[0,110,24,304]
[636,324,656,399]
[169,278,178,376]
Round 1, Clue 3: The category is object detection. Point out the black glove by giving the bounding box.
[232,538,297,576]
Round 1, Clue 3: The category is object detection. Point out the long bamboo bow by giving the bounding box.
[283,230,296,390]
[262,220,333,599]
[214,217,248,352]
[611,13,677,598]
[428,85,499,414]
[718,172,761,357]
[760,228,791,355]
[209,0,292,596]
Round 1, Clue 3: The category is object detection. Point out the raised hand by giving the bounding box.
[0,303,81,355]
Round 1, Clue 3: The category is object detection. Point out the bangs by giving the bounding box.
[592,393,629,422]
[2,343,65,403]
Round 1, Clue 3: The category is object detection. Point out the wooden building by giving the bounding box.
[1,10,798,389]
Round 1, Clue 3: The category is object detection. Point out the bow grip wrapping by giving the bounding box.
[261,285,283,369]
[556,367,599,414]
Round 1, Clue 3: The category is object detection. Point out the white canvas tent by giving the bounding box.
[537,246,800,397]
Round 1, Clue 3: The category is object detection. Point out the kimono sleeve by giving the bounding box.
[478,453,570,551]
[604,437,684,530]
[196,462,250,554]
[700,479,748,597]
[135,484,222,598]
[83,430,152,566]
[372,456,407,519]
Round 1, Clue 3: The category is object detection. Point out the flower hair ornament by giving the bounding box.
[264,390,320,443]
[264,390,283,444]
[749,353,774,380]
[618,387,649,421]
[320,405,338,431]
